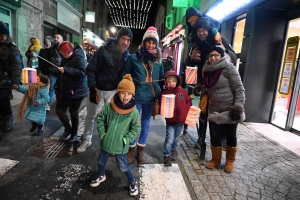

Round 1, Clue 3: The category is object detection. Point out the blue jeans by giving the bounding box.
[130,103,154,146]
[49,74,57,105]
[97,149,135,183]
[164,124,184,157]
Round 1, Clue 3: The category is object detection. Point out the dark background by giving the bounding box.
[107,0,166,46]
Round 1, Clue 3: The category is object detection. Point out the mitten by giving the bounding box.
[192,84,202,96]
[230,106,244,121]
[89,86,99,104]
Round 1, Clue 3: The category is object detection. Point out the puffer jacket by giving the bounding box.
[86,38,130,91]
[203,57,245,124]
[121,49,164,104]
[17,85,49,124]
[0,36,22,88]
[160,71,192,125]
[49,45,88,100]
[97,103,140,154]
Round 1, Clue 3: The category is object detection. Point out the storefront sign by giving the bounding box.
[173,0,188,8]
[85,11,95,23]
[57,1,81,34]
[278,36,299,94]
[165,14,174,30]
[83,28,105,48]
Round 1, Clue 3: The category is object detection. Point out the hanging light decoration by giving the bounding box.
[105,0,153,29]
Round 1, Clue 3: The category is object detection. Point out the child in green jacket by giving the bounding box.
[90,74,140,197]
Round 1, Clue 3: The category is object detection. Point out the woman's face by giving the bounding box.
[144,40,156,50]
[45,39,52,48]
[208,50,221,64]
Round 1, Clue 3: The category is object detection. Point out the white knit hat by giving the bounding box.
[142,26,159,46]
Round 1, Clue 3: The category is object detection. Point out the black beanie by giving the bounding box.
[195,17,210,31]
[116,28,133,42]
[0,21,9,36]
[208,45,225,57]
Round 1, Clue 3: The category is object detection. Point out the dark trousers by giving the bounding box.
[209,122,238,147]
[56,98,83,136]
[0,88,13,117]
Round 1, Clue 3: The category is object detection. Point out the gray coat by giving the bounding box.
[203,57,245,124]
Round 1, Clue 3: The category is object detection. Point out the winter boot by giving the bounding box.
[2,114,14,132]
[127,146,135,164]
[30,122,38,132]
[32,124,44,136]
[224,146,238,173]
[205,145,222,169]
[164,156,172,167]
[136,145,146,164]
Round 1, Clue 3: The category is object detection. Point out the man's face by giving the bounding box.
[30,39,35,45]
[118,36,130,52]
[54,34,63,45]
[197,28,208,41]
[0,34,8,42]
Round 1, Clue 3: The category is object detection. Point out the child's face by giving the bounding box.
[118,92,133,105]
[37,76,46,87]
[167,79,177,88]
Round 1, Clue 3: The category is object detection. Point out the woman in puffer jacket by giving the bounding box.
[202,45,245,173]
[49,41,88,143]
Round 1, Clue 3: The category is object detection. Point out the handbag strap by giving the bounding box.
[140,58,156,99]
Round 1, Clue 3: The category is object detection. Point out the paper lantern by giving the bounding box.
[185,66,197,84]
[185,106,201,126]
[22,68,37,84]
[160,94,175,118]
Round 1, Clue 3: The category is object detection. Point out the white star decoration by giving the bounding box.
[105,0,153,29]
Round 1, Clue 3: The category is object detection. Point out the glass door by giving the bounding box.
[271,18,300,130]
[232,18,246,70]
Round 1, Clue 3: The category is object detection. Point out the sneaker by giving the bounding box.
[164,156,172,167]
[68,135,77,143]
[90,175,106,187]
[171,149,176,161]
[129,180,138,196]
[77,140,92,153]
[46,104,50,111]
[60,132,70,140]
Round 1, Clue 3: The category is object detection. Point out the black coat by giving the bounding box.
[49,45,88,100]
[86,38,130,91]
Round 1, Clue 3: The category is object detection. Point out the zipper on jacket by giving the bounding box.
[109,113,119,150]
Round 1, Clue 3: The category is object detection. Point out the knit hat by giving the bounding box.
[208,45,225,57]
[166,76,177,83]
[58,41,74,55]
[38,74,49,85]
[142,26,159,46]
[117,74,135,95]
[116,27,133,42]
[0,21,9,35]
[195,16,210,31]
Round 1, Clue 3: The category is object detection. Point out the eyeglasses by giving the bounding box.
[209,54,221,58]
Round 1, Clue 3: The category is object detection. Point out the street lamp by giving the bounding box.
[110,26,116,36]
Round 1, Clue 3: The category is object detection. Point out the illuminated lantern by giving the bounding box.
[160,94,175,118]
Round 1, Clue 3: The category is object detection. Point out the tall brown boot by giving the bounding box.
[224,146,238,173]
[205,145,222,169]
[127,146,135,164]
[136,145,146,164]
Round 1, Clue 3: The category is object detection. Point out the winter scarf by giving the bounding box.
[16,83,40,121]
[110,94,136,114]
[203,57,227,88]
[139,46,158,60]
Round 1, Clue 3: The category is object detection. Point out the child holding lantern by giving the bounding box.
[159,71,192,166]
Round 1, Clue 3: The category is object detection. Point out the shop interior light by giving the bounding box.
[105,0,153,29]
[206,0,250,21]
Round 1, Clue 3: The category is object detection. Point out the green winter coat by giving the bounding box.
[97,103,140,154]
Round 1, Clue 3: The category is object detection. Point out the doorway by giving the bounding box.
[271,18,300,132]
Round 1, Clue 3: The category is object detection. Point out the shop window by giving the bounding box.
[232,18,246,70]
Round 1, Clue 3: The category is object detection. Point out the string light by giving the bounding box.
[105,0,153,29]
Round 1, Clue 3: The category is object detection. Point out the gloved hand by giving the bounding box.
[89,86,99,104]
[192,84,202,96]
[230,106,244,121]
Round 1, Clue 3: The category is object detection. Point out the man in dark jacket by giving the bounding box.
[0,21,22,132]
[38,36,54,76]
[77,28,133,154]
[41,34,63,111]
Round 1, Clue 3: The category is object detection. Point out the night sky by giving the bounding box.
[107,0,166,46]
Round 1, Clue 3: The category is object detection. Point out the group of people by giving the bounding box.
[0,5,246,196]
